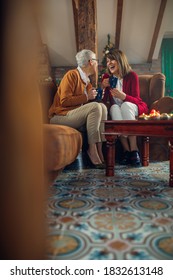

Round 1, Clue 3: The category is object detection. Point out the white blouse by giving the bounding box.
[113,76,123,106]
[77,66,90,95]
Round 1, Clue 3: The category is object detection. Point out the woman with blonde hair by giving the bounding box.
[102,49,148,166]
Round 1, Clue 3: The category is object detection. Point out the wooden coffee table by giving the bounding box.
[103,120,173,187]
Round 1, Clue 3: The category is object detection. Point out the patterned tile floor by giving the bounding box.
[47,156,173,260]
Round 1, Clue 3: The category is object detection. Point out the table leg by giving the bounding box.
[105,135,116,176]
[169,138,173,187]
[142,136,149,166]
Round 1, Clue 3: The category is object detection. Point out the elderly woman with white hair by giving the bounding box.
[49,49,107,168]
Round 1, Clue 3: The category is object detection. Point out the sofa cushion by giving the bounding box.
[139,75,151,106]
[149,73,165,107]
[44,124,82,171]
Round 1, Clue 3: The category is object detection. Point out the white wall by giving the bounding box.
[153,0,173,59]
[97,0,117,62]
[120,0,159,63]
[39,0,173,66]
[39,0,76,66]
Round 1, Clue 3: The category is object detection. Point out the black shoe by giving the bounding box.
[130,151,141,167]
[92,163,105,169]
[119,151,131,165]
[85,151,105,169]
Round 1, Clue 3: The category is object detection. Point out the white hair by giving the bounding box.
[75,49,96,67]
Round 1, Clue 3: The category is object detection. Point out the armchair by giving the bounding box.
[138,73,173,161]
[139,73,173,113]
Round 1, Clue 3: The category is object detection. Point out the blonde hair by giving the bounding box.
[106,49,132,77]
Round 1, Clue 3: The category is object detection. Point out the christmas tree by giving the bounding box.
[98,34,115,85]
[101,34,115,68]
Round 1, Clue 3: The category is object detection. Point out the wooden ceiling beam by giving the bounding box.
[71,0,98,86]
[72,0,79,52]
[115,0,123,49]
[72,0,97,54]
[147,0,167,63]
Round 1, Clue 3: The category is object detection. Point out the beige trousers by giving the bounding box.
[50,102,107,144]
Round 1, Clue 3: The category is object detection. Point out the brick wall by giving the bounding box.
[132,54,162,75]
[52,56,162,85]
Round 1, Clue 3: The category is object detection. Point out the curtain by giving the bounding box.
[161,38,173,97]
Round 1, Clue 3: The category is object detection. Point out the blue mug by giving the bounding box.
[109,76,118,88]
[95,88,103,100]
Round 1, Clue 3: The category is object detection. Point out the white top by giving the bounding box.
[113,76,123,106]
[77,66,90,95]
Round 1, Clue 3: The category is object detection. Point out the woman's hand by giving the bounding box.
[87,88,97,100]
[101,78,110,89]
[110,88,126,100]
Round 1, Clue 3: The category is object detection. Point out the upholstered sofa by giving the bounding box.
[42,73,173,165]
[138,73,173,161]
[40,81,82,182]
